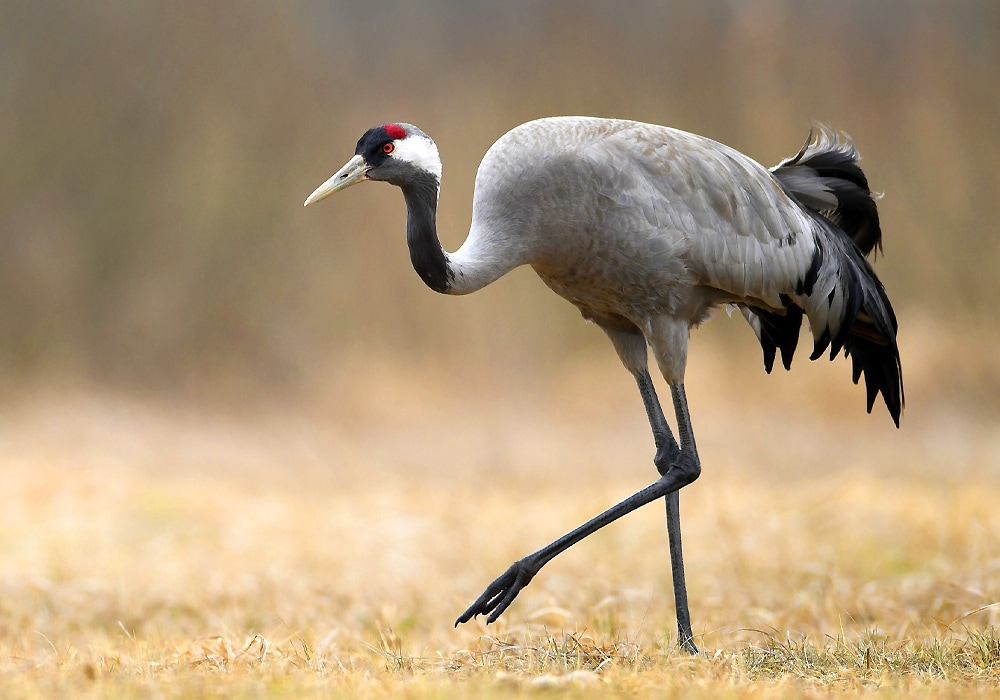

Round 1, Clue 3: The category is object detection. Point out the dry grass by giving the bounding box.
[0,354,997,698]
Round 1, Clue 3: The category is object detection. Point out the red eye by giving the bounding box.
[382,142,395,154]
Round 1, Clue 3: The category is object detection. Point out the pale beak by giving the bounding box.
[303,154,370,207]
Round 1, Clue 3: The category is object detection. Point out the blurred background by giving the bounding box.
[1,0,998,430]
[1,3,999,665]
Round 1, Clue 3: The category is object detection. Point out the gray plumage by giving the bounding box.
[452,118,900,409]
[305,116,903,654]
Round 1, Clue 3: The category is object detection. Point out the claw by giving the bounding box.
[455,559,538,626]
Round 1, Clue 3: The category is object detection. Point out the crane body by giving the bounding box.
[305,117,903,654]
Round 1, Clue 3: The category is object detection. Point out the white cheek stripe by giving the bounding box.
[393,135,443,181]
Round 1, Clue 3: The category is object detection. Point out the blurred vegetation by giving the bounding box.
[1,1,998,404]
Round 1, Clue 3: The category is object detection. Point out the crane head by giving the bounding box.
[304,123,441,207]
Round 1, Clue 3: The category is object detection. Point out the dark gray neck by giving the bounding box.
[402,174,451,294]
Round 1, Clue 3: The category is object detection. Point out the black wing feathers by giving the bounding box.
[754,300,804,373]
[756,125,903,425]
[773,125,883,257]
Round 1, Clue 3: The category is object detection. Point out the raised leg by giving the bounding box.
[454,461,700,627]
[454,378,703,646]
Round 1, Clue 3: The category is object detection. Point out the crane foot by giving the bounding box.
[454,558,538,626]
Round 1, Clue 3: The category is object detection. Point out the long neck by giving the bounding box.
[401,174,521,296]
[402,176,451,294]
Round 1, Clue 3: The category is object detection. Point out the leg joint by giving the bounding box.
[653,443,680,476]
[673,452,701,486]
[655,450,701,486]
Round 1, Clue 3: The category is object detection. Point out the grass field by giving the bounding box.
[0,345,998,698]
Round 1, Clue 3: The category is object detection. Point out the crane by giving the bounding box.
[304,117,903,654]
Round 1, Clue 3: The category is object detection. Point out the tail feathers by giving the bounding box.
[847,313,904,426]
[772,124,882,258]
[746,237,903,426]
[804,220,903,426]
[746,124,903,425]
[743,300,803,373]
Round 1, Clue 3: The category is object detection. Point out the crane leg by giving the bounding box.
[635,372,699,654]
[454,376,702,643]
